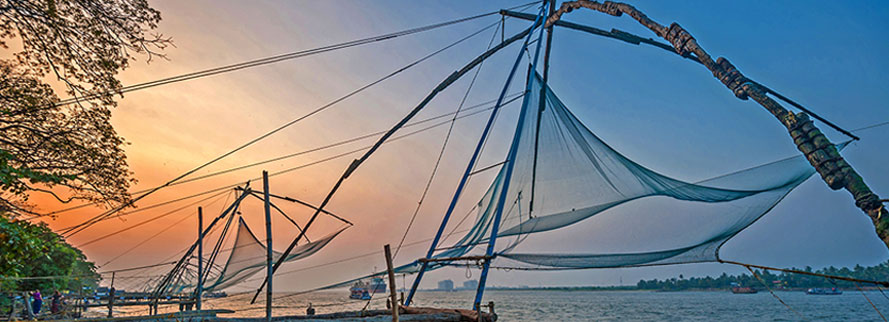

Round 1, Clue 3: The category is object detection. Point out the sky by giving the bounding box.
[27,0,889,293]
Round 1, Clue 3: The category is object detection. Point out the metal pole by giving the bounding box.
[474,1,549,311]
[262,171,273,322]
[529,0,556,216]
[404,6,547,307]
[384,245,399,322]
[196,207,203,311]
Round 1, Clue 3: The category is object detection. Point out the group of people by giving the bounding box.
[28,290,64,316]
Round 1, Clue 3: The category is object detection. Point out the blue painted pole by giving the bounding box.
[473,3,549,311]
[404,4,547,306]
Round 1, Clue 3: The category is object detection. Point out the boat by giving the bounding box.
[731,286,758,294]
[349,277,387,300]
[806,287,842,295]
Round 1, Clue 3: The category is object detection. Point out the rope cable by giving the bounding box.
[393,13,503,261]
[745,265,806,320]
[53,2,538,107]
[62,94,524,246]
[58,18,502,237]
[79,97,525,276]
[856,282,888,322]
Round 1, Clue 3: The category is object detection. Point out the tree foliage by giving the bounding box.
[0,214,100,292]
[636,262,889,291]
[0,0,170,216]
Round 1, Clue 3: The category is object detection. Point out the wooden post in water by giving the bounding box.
[262,171,273,322]
[383,244,399,322]
[196,207,203,311]
[108,272,116,317]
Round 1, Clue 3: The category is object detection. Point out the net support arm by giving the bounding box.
[151,185,251,303]
[240,187,353,226]
[542,0,888,247]
[475,2,549,311]
[404,12,546,308]
[501,8,861,142]
[245,192,311,243]
[250,21,539,305]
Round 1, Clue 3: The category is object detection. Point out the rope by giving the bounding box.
[52,3,539,107]
[856,282,888,322]
[853,121,889,133]
[720,260,889,287]
[57,17,503,237]
[878,286,889,302]
[68,96,523,267]
[744,265,805,320]
[393,12,503,261]
[38,93,520,221]
[59,95,524,251]
[77,190,229,247]
[545,0,885,229]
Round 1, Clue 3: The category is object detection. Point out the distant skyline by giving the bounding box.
[28,0,889,292]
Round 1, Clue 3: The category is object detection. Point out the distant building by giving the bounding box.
[463,280,478,290]
[437,279,454,291]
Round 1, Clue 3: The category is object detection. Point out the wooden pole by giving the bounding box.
[262,171,273,322]
[78,279,84,316]
[9,292,17,320]
[107,288,115,317]
[383,244,399,322]
[196,207,203,311]
[108,272,116,317]
[25,292,34,319]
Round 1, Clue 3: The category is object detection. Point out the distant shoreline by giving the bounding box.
[420,286,880,292]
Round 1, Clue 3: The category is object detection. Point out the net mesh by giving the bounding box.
[170,217,346,292]
[433,72,839,269]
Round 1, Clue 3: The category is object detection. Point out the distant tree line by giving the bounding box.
[636,262,889,291]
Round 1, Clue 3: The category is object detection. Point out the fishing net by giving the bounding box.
[433,72,843,269]
[168,217,346,292]
[274,70,844,293]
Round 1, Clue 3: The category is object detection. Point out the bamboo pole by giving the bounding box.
[384,245,399,322]
[262,171,273,322]
[542,0,888,248]
[196,207,203,311]
[10,292,17,320]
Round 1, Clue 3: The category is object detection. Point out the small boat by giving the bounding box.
[349,277,386,300]
[731,286,758,294]
[806,287,842,295]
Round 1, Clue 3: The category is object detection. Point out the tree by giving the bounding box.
[0,214,100,292]
[0,0,170,217]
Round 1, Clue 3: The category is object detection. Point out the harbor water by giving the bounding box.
[98,289,889,321]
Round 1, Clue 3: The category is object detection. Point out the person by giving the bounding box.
[306,302,315,316]
[31,290,43,315]
[51,290,62,314]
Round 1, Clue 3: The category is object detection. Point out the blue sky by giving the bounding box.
[42,1,889,291]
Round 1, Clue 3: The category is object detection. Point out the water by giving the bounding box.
[100,290,889,321]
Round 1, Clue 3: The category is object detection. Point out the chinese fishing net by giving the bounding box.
[305,71,842,292]
[432,71,844,270]
[166,217,346,293]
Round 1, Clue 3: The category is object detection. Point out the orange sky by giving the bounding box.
[21,0,889,292]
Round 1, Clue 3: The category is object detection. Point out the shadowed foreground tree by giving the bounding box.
[0,214,100,294]
[0,0,170,216]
